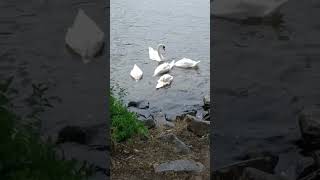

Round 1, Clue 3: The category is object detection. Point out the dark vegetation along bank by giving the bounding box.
[0,77,94,180]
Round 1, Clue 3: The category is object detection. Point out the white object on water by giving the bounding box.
[149,44,166,62]
[153,60,175,76]
[212,0,288,20]
[130,64,143,81]
[174,58,200,68]
[65,9,105,64]
[156,74,173,89]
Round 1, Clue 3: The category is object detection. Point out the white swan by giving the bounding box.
[174,58,200,68]
[156,74,173,89]
[212,0,288,20]
[149,44,166,62]
[153,60,175,76]
[130,64,143,81]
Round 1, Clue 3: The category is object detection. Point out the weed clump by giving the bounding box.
[110,95,148,142]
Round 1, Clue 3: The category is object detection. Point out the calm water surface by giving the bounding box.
[111,0,209,116]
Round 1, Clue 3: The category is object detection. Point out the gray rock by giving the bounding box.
[128,100,149,109]
[212,155,278,180]
[128,107,155,128]
[137,116,155,129]
[275,154,314,180]
[196,109,208,120]
[203,95,210,110]
[56,143,108,175]
[240,167,287,180]
[154,159,205,173]
[299,106,320,147]
[159,133,191,154]
[184,115,210,137]
[299,169,320,180]
[153,112,175,128]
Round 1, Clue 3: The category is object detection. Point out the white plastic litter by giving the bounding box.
[65,9,105,63]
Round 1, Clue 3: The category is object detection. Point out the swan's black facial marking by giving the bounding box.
[163,46,166,51]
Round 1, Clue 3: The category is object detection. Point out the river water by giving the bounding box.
[111,0,210,117]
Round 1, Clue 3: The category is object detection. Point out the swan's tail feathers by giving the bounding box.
[169,60,175,69]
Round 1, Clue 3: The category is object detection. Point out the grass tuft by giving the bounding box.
[110,95,148,143]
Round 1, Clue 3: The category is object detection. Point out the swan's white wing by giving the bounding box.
[148,47,161,61]
[175,58,199,68]
[153,63,170,76]
[156,74,173,89]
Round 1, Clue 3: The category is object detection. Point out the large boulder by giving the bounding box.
[65,9,105,63]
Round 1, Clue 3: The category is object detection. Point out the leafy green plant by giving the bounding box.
[0,77,94,180]
[110,95,148,142]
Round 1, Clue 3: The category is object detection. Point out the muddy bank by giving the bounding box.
[212,0,320,178]
[1,0,109,179]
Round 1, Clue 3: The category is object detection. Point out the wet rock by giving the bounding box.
[65,9,105,63]
[240,167,287,180]
[128,107,155,128]
[299,106,320,148]
[295,156,316,179]
[184,115,210,137]
[312,150,320,168]
[196,109,208,120]
[159,133,191,154]
[153,112,175,128]
[128,100,149,109]
[137,116,155,129]
[57,126,87,144]
[275,154,315,180]
[154,159,204,173]
[212,155,279,180]
[56,143,108,175]
[299,169,320,180]
[203,95,210,110]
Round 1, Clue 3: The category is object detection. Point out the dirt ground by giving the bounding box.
[111,119,210,180]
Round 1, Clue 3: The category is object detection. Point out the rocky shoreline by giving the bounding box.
[111,95,210,179]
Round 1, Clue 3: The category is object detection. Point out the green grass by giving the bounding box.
[0,77,93,180]
[110,95,148,142]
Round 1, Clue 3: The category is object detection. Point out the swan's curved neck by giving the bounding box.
[157,45,164,61]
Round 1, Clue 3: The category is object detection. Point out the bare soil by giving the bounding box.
[111,119,210,180]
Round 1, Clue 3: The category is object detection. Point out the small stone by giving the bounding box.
[184,115,210,137]
[159,133,191,154]
[154,159,205,173]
